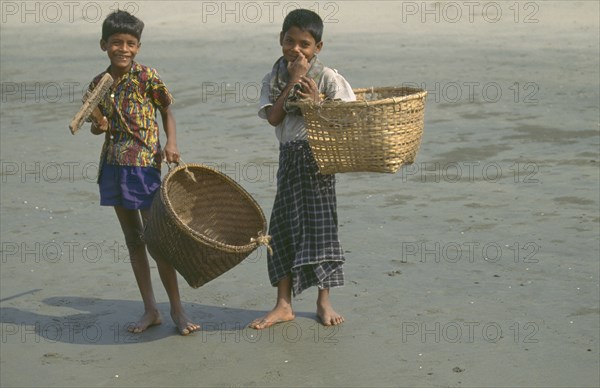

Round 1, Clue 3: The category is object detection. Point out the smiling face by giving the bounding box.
[100,33,140,76]
[280,26,323,63]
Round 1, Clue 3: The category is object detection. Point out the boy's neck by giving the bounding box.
[108,63,133,80]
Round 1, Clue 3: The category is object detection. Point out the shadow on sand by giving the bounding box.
[0,290,319,345]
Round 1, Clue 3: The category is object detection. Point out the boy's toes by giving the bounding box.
[171,312,200,336]
[127,310,162,333]
[317,310,344,326]
[178,322,201,336]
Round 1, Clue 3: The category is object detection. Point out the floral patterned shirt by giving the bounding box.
[88,62,173,170]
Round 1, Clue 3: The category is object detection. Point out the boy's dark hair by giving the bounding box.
[102,10,144,42]
[282,9,323,43]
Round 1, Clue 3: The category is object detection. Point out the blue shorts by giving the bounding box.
[99,165,161,210]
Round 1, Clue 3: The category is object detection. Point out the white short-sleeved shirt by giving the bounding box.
[258,67,356,144]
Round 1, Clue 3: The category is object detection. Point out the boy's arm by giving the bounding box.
[159,105,180,163]
[266,53,319,126]
[265,82,295,126]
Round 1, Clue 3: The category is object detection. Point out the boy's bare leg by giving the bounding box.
[114,206,162,333]
[140,209,200,336]
[153,258,200,335]
[249,275,295,329]
[316,288,344,326]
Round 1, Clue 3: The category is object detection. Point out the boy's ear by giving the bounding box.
[279,31,284,46]
[100,39,107,51]
[316,41,323,53]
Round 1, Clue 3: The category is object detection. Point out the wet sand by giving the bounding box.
[1,1,599,387]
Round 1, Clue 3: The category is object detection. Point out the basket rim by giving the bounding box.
[291,86,428,108]
[159,163,267,253]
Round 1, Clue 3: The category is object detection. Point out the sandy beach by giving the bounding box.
[1,1,599,387]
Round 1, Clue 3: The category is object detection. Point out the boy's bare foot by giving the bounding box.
[128,309,162,333]
[171,311,200,336]
[317,303,344,326]
[316,288,344,326]
[249,305,295,330]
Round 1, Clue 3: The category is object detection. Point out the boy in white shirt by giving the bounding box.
[250,9,355,329]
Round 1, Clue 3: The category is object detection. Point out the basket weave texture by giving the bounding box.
[295,86,427,174]
[144,163,269,288]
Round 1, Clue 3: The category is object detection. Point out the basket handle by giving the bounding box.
[167,158,198,183]
[250,232,273,255]
[166,158,184,171]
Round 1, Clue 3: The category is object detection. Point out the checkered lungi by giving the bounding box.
[267,140,345,296]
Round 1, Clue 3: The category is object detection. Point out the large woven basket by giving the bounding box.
[294,86,427,174]
[144,163,270,288]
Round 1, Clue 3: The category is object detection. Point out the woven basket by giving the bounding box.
[294,86,427,174]
[144,163,270,288]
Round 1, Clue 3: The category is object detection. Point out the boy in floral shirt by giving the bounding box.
[89,10,199,336]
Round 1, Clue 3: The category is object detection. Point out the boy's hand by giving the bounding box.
[90,107,108,134]
[287,52,309,82]
[163,141,180,164]
[90,116,108,135]
[295,76,319,102]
